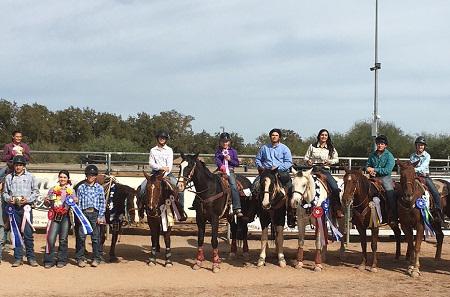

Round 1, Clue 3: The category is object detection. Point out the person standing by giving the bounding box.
[1,155,39,267]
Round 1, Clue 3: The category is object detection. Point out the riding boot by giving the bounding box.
[188,197,200,211]
[331,190,344,218]
[386,190,398,225]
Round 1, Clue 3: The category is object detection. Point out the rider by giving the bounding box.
[2,155,39,267]
[304,128,343,218]
[140,131,186,221]
[1,130,31,181]
[366,134,396,225]
[214,132,243,217]
[409,136,443,224]
[255,128,293,190]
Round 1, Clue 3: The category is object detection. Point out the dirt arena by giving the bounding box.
[1,226,450,297]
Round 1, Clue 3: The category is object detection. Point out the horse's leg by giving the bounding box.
[403,224,414,274]
[411,222,424,278]
[337,216,347,261]
[435,225,444,261]
[296,207,306,269]
[164,226,173,268]
[370,227,379,272]
[242,223,250,261]
[211,215,221,273]
[276,225,286,268]
[193,214,205,270]
[390,222,402,260]
[313,218,325,272]
[229,220,237,258]
[147,218,158,266]
[109,225,120,263]
[357,226,367,271]
[257,222,269,267]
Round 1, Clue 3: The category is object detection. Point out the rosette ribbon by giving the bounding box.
[160,195,181,232]
[372,197,382,224]
[322,199,343,242]
[21,204,36,233]
[222,149,230,176]
[312,206,327,248]
[66,197,93,235]
[6,205,24,248]
[415,198,434,238]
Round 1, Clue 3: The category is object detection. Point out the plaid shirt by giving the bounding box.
[76,182,106,218]
[2,169,39,203]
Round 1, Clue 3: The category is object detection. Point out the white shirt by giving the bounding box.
[149,145,173,176]
[304,144,339,167]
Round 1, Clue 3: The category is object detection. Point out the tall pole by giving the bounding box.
[370,0,381,148]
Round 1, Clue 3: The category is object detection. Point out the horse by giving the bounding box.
[254,168,289,268]
[138,170,180,267]
[290,168,344,271]
[396,160,444,277]
[74,174,137,262]
[435,179,450,225]
[177,153,255,273]
[341,169,402,272]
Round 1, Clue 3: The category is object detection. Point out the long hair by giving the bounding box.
[314,129,335,159]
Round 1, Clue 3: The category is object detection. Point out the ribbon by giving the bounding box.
[6,205,24,248]
[66,197,93,235]
[45,210,54,253]
[312,206,327,248]
[372,197,382,224]
[160,196,181,232]
[222,149,230,176]
[368,201,378,228]
[21,204,36,233]
[322,199,343,242]
[415,198,435,238]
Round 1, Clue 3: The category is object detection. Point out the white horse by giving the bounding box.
[291,168,345,271]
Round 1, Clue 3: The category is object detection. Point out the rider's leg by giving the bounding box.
[380,176,396,223]
[139,179,147,198]
[321,169,343,217]
[228,172,241,211]
[425,177,441,210]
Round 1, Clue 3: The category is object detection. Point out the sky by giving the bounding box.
[1,0,449,143]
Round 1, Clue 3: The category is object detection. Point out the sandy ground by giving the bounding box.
[1,225,450,297]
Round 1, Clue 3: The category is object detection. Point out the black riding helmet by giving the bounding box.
[156,130,170,139]
[85,164,99,176]
[375,134,388,145]
[219,132,231,141]
[12,155,27,165]
[415,136,427,146]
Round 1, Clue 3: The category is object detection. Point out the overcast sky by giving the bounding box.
[1,0,449,142]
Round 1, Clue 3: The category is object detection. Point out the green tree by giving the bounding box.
[16,103,54,144]
[0,99,18,144]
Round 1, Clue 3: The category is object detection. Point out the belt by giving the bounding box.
[83,207,97,213]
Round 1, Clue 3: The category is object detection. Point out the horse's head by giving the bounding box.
[177,153,199,192]
[397,159,419,202]
[342,168,363,207]
[290,168,315,209]
[259,168,282,210]
[143,170,166,216]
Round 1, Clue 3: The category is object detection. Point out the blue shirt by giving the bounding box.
[366,149,395,177]
[76,182,106,218]
[410,151,431,175]
[2,169,39,203]
[255,143,292,172]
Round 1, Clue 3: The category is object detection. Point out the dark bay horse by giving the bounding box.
[255,169,288,268]
[177,153,255,273]
[138,170,180,267]
[341,169,401,272]
[396,160,444,277]
[74,175,136,262]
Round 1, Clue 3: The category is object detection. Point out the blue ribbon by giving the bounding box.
[66,197,93,235]
[322,199,343,242]
[6,205,24,248]
[415,198,435,237]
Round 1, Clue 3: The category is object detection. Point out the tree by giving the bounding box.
[0,99,18,144]
[16,103,54,144]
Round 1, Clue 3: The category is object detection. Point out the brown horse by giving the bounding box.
[342,169,402,272]
[396,160,444,277]
[139,170,180,267]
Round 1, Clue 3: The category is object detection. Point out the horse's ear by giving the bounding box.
[291,168,297,175]
[411,159,420,168]
[194,152,199,160]
[344,168,350,174]
[305,168,313,176]
[143,171,151,181]
[180,152,185,160]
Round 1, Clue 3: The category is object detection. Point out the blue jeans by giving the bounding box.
[139,173,185,208]
[44,215,70,265]
[228,172,241,210]
[320,169,340,195]
[0,201,4,261]
[75,211,101,262]
[377,175,396,220]
[10,206,35,261]
[424,177,441,210]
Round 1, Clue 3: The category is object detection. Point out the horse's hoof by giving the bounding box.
[411,270,420,278]
[279,260,286,268]
[192,262,202,270]
[257,258,265,267]
[358,265,365,271]
[109,257,120,263]
[147,261,156,267]
[370,267,378,273]
[165,262,173,268]
[228,252,236,259]
[295,261,304,269]
[407,265,414,275]
[243,252,250,261]
[212,265,220,273]
[313,265,322,272]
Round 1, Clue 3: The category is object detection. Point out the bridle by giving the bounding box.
[177,160,197,187]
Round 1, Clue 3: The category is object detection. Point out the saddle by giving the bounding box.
[311,171,331,194]
[216,172,247,198]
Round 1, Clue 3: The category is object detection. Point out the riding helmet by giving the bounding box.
[219,132,231,141]
[85,164,99,176]
[375,134,388,145]
[156,130,170,139]
[12,155,27,165]
[414,136,427,146]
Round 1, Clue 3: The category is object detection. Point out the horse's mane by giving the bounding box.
[346,169,370,194]
[197,159,215,179]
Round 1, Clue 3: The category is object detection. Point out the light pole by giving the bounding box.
[219,126,225,133]
[370,0,381,148]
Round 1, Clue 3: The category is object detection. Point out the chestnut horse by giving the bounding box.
[396,160,444,277]
[341,169,402,272]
